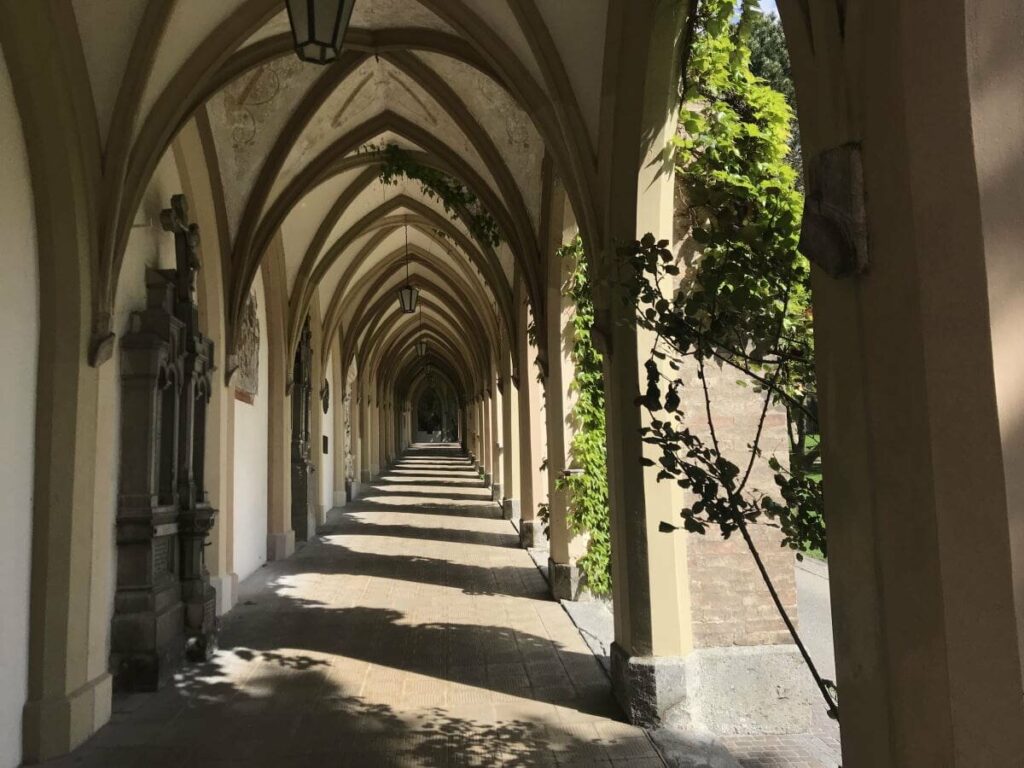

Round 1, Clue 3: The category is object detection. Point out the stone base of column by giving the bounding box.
[211,571,239,616]
[350,480,362,500]
[549,558,583,601]
[483,472,492,487]
[610,642,813,734]
[267,530,295,561]
[519,520,538,548]
[333,490,347,507]
[23,670,112,763]
[491,483,502,502]
[360,469,371,484]
[502,497,520,520]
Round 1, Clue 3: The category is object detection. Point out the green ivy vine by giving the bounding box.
[558,236,612,596]
[371,142,503,249]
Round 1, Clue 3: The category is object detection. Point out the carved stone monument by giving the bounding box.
[111,195,218,690]
[291,317,316,541]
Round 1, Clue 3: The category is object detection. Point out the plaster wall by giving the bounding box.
[0,44,38,768]
[233,270,270,581]
[321,353,335,513]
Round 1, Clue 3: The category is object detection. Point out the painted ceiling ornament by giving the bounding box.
[286,0,356,65]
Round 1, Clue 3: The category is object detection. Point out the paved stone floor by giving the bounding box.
[43,445,666,767]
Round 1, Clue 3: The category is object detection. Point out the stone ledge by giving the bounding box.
[611,643,814,735]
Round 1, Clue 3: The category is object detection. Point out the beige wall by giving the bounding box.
[0,42,38,768]
[233,271,270,581]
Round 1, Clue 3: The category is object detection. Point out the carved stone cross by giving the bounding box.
[160,194,202,305]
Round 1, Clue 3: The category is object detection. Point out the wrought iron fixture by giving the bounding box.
[396,221,418,313]
[285,0,356,65]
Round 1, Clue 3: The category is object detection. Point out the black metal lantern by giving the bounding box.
[397,284,419,313]
[286,0,356,65]
[396,221,418,313]
[416,339,428,357]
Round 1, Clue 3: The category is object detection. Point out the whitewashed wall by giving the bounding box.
[233,272,270,581]
[0,44,39,768]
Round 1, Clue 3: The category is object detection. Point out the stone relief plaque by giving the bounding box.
[235,292,260,402]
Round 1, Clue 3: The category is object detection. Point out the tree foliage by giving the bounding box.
[746,9,803,187]
[630,0,825,557]
[627,0,835,715]
[558,236,611,595]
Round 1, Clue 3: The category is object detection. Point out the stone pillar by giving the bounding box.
[331,352,347,508]
[481,394,492,486]
[263,249,294,561]
[358,380,371,485]
[1,6,115,756]
[368,397,379,478]
[515,291,540,545]
[348,369,363,500]
[775,1,1024,764]
[516,330,547,548]
[500,350,521,521]
[594,0,811,736]
[490,369,504,502]
[543,183,586,601]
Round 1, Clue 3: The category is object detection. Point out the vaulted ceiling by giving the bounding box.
[70,0,615,402]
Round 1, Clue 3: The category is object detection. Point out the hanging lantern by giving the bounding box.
[416,339,428,357]
[397,284,419,313]
[396,219,418,313]
[286,0,357,65]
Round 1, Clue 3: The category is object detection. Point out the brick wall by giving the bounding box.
[678,358,799,648]
[669,160,799,649]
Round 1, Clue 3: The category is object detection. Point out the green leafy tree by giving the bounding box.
[746,9,803,186]
[629,0,834,715]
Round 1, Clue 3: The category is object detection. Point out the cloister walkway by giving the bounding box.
[44,446,665,767]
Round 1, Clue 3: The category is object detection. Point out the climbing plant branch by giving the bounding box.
[363,142,503,249]
[558,236,611,595]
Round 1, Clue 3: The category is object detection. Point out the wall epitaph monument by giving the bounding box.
[291,317,316,541]
[111,195,219,691]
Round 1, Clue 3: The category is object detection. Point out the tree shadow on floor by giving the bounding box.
[324,516,520,549]
[344,498,502,520]
[41,609,658,767]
